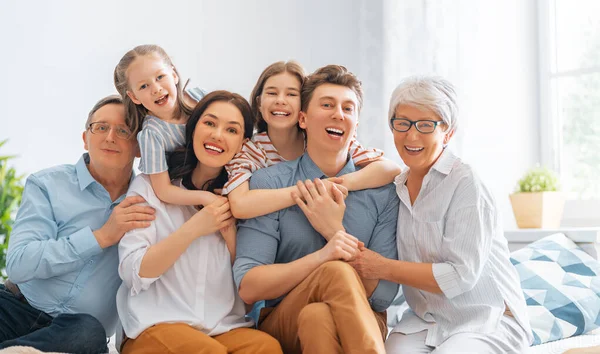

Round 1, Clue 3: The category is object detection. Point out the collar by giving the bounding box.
[393,148,458,186]
[431,147,458,175]
[75,153,136,192]
[299,151,356,178]
[76,153,95,191]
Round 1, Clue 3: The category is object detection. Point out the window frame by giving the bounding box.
[537,0,600,227]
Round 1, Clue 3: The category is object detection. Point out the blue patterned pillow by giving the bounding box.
[511,233,600,345]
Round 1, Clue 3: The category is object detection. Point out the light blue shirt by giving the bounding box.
[7,153,134,336]
[233,152,400,313]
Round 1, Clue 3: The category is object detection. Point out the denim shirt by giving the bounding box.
[233,152,400,312]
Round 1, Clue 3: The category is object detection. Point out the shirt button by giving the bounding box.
[89,260,94,264]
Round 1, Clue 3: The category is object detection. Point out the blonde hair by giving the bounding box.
[250,61,307,133]
[113,44,192,134]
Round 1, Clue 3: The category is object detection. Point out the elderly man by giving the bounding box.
[233,65,400,354]
[0,95,155,353]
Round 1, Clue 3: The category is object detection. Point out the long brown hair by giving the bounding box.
[250,61,306,133]
[113,44,192,134]
[168,91,254,193]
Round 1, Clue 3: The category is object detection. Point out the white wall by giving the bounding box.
[0,0,365,172]
[0,0,540,229]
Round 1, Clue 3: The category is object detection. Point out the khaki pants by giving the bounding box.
[122,323,282,354]
[258,261,387,354]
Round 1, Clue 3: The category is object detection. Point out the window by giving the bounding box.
[539,0,600,226]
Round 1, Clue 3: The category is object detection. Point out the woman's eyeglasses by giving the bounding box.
[389,118,446,134]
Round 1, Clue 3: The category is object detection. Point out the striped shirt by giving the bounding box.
[391,149,533,347]
[137,115,186,175]
[223,132,384,194]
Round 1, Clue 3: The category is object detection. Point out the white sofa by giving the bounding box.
[107,228,600,354]
[387,228,600,354]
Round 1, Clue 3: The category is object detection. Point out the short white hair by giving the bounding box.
[388,76,459,132]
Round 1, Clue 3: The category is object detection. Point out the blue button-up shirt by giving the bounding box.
[233,152,400,312]
[7,153,133,336]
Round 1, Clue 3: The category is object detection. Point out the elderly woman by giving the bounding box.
[349,76,532,353]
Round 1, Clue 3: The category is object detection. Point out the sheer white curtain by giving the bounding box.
[354,0,539,228]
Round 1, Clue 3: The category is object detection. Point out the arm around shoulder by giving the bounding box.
[228,181,299,219]
[345,158,401,191]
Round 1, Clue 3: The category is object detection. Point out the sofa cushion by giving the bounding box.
[511,233,600,345]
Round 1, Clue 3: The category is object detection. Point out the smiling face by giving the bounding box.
[258,72,302,132]
[125,53,179,121]
[299,83,359,155]
[192,101,246,169]
[83,103,138,173]
[392,104,453,172]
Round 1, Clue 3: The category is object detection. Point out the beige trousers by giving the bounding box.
[122,323,282,354]
[258,261,387,354]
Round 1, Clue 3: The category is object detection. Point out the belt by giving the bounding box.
[4,279,29,305]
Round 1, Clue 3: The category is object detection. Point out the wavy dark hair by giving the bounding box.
[168,90,254,193]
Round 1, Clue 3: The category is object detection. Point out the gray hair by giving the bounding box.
[388,76,458,132]
[85,94,124,129]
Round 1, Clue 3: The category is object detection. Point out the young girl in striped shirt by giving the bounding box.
[114,44,218,207]
[224,61,402,219]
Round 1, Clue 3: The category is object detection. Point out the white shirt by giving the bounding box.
[392,149,533,347]
[116,175,252,339]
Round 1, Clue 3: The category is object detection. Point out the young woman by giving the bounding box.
[116,91,282,354]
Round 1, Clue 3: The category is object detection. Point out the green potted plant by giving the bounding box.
[509,166,565,228]
[0,139,24,280]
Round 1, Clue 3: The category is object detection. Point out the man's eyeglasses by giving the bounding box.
[389,118,446,134]
[87,122,133,140]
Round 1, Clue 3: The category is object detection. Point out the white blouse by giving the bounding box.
[116,175,252,339]
[392,149,533,347]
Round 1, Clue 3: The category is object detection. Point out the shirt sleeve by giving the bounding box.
[137,128,168,175]
[185,86,208,102]
[431,201,496,299]
[118,177,160,296]
[348,138,384,167]
[366,189,401,312]
[6,175,102,283]
[232,170,280,290]
[222,141,269,195]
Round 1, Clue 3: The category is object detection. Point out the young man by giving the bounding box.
[233,65,400,354]
[0,95,155,353]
